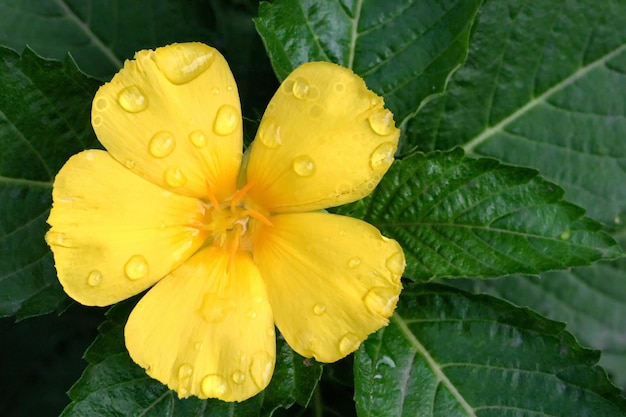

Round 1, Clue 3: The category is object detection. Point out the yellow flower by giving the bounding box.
[45,43,405,402]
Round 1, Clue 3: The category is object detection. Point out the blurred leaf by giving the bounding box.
[62,298,323,417]
[0,0,215,79]
[338,148,622,281]
[255,0,482,127]
[0,46,100,319]
[406,0,626,224]
[355,283,626,416]
[461,257,626,389]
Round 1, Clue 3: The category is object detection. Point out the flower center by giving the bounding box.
[193,182,271,269]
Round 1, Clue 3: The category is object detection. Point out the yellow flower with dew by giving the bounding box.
[45,42,405,402]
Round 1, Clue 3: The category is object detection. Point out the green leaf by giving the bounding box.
[461,257,626,389]
[0,0,215,79]
[255,0,482,126]
[0,46,101,319]
[355,283,626,417]
[406,0,626,224]
[341,148,622,281]
[62,298,323,417]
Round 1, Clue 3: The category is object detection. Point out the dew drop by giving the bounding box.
[250,351,274,389]
[246,309,258,319]
[363,287,399,317]
[189,130,207,148]
[149,131,176,158]
[85,151,95,161]
[348,257,361,269]
[201,374,230,398]
[117,86,148,113]
[334,82,345,92]
[292,155,316,177]
[87,270,103,287]
[232,370,246,384]
[368,109,394,136]
[124,254,149,280]
[154,43,216,85]
[178,363,194,380]
[202,304,234,323]
[92,115,103,127]
[125,159,136,169]
[385,251,405,275]
[369,142,396,172]
[94,97,108,111]
[292,78,310,99]
[194,342,204,351]
[339,333,360,356]
[213,105,239,136]
[313,303,326,316]
[309,104,324,119]
[164,166,187,187]
[211,87,220,95]
[258,117,282,148]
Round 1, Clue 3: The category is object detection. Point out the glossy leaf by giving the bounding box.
[62,298,323,417]
[0,46,100,319]
[406,0,626,224]
[338,148,622,281]
[464,257,626,389]
[255,0,483,127]
[355,283,626,416]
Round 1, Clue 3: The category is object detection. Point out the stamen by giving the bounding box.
[230,181,255,211]
[205,181,222,212]
[242,209,273,226]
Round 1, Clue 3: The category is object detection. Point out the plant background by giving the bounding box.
[0,0,625,416]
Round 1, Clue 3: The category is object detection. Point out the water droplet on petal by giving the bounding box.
[293,155,315,177]
[309,104,323,118]
[124,255,149,280]
[194,342,204,351]
[370,142,396,172]
[364,287,399,317]
[348,257,361,269]
[92,115,103,127]
[178,363,194,380]
[87,270,102,287]
[189,130,207,148]
[334,82,345,92]
[201,374,230,398]
[313,303,326,316]
[125,159,136,169]
[155,43,216,85]
[250,351,274,389]
[149,131,176,158]
[85,151,95,161]
[94,97,108,111]
[246,309,258,319]
[385,251,405,275]
[292,78,310,99]
[339,333,360,356]
[164,166,187,187]
[117,86,148,113]
[232,370,246,384]
[368,109,394,136]
[258,117,282,148]
[213,105,239,136]
[211,87,220,95]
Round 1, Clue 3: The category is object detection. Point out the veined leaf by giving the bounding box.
[0,46,100,319]
[62,298,323,417]
[339,148,622,281]
[355,283,626,416]
[255,0,482,127]
[463,257,626,389]
[407,0,626,225]
[0,0,214,79]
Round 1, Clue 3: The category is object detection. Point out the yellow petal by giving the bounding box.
[46,150,207,306]
[92,42,242,200]
[246,62,400,213]
[252,212,404,362]
[125,247,275,402]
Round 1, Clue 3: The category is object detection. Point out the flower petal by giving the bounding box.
[246,62,400,213]
[125,247,275,402]
[92,42,242,200]
[46,150,207,306]
[253,212,404,362]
